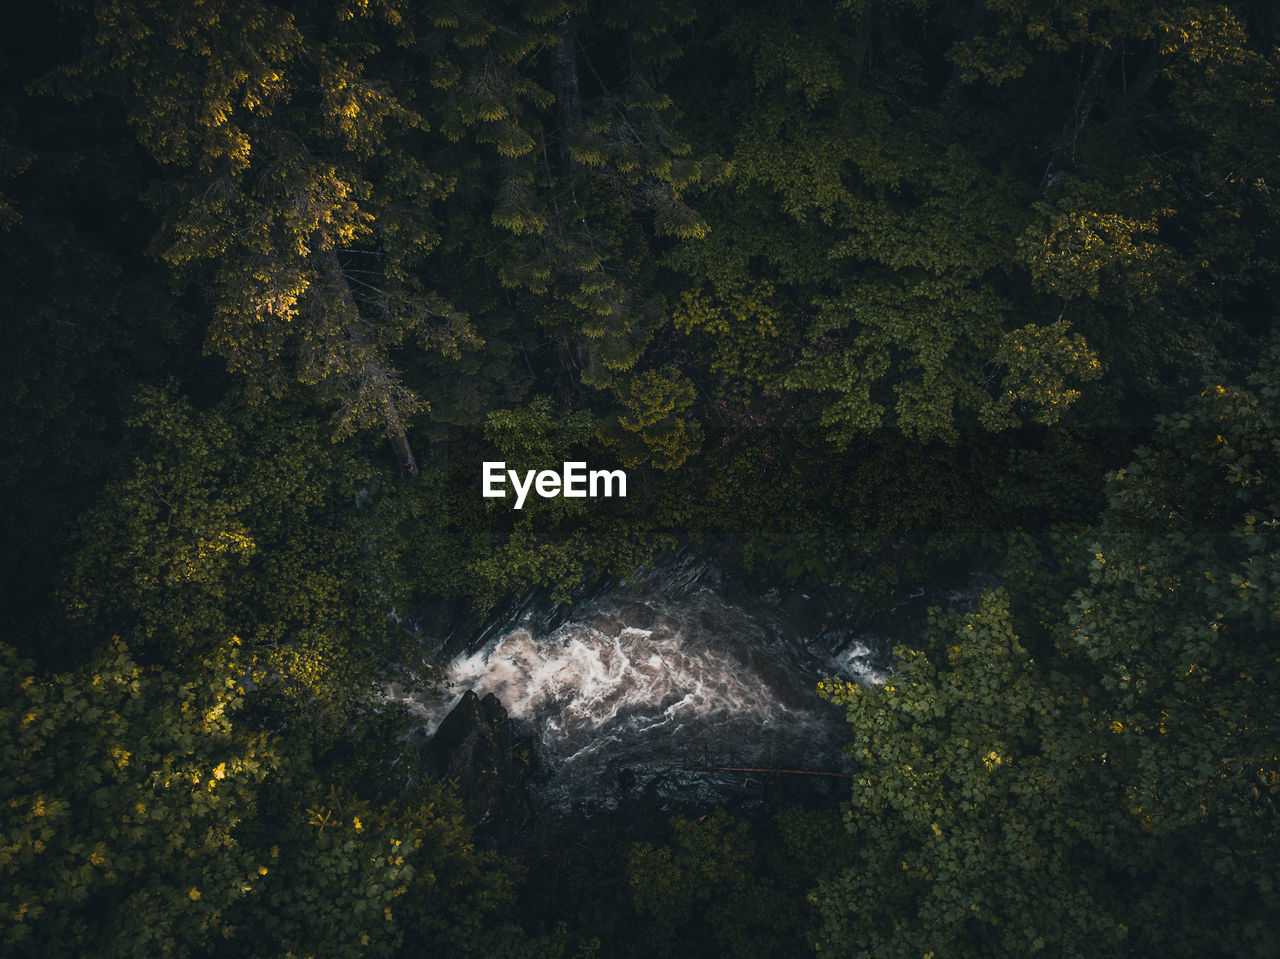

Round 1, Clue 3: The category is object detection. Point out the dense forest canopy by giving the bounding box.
[2,1,1277,956]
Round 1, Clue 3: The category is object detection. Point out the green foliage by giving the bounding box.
[519,807,847,959]
[984,319,1103,430]
[674,5,1094,446]
[623,806,866,959]
[238,783,536,959]
[43,0,726,468]
[610,368,703,470]
[49,0,480,446]
[816,592,1113,957]
[4,3,1280,955]
[1,637,275,957]
[1,636,539,958]
[61,386,417,720]
[432,395,670,607]
[628,809,759,956]
[485,396,598,474]
[813,355,1280,957]
[673,0,1276,448]
[0,50,184,665]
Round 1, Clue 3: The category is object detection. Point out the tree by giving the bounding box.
[666,1,1104,447]
[815,590,1118,957]
[666,0,1278,439]
[1,635,542,958]
[48,0,486,475]
[625,807,842,959]
[2,637,276,957]
[814,352,1280,957]
[0,7,185,666]
[459,394,669,609]
[45,0,721,476]
[60,386,418,724]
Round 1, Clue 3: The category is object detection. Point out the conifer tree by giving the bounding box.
[50,0,719,473]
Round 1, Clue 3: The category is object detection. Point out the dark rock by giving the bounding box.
[407,594,472,657]
[427,573,615,660]
[421,690,536,848]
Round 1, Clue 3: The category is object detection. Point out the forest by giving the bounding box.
[1,0,1278,956]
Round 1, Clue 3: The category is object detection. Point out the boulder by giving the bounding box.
[421,690,535,847]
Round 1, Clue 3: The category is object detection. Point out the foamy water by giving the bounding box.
[389,584,892,809]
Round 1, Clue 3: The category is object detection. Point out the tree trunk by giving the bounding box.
[1065,45,1117,164]
[390,431,419,478]
[551,14,582,173]
[314,247,421,479]
[1040,45,1120,192]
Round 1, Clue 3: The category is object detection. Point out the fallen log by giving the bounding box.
[681,765,851,779]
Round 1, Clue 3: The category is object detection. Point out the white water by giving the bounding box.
[390,582,893,810]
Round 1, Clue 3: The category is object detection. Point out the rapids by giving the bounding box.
[390,563,982,811]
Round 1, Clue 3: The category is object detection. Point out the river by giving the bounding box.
[389,558,983,812]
